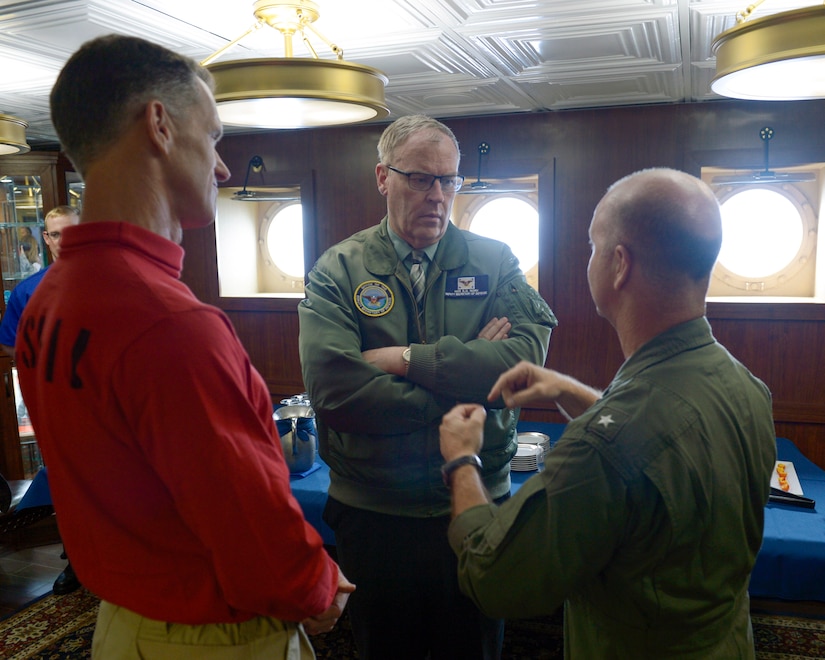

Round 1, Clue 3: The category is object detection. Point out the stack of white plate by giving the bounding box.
[518,432,551,456]
[511,444,544,472]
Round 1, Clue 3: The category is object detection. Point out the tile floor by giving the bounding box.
[0,541,64,618]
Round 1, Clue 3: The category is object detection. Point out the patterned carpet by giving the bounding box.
[0,589,99,659]
[1,588,823,659]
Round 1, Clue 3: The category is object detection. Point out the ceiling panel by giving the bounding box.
[0,0,817,148]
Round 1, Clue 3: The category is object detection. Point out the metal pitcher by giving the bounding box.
[273,404,317,474]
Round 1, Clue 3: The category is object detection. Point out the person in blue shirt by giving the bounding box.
[1,205,80,357]
[0,204,80,595]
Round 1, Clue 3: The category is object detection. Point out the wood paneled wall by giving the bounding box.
[181,98,825,467]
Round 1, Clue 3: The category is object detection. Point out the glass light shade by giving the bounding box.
[208,57,389,129]
[0,114,31,155]
[711,5,825,100]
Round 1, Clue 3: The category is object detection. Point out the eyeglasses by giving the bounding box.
[44,231,62,241]
[386,166,464,193]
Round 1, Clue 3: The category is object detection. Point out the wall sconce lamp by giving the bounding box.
[231,155,302,201]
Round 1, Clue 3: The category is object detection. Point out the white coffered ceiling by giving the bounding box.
[0,0,816,148]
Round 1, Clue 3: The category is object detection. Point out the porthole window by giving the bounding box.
[469,197,539,272]
[265,203,305,278]
[453,186,540,292]
[717,189,803,278]
[708,184,816,297]
[215,183,308,299]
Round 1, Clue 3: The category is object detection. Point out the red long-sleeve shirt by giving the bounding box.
[17,221,337,624]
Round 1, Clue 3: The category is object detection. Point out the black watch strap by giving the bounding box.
[441,454,483,489]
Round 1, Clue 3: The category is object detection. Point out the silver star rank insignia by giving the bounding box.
[597,414,615,428]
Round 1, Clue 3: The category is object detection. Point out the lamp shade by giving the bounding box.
[208,57,389,129]
[0,114,31,155]
[711,5,825,100]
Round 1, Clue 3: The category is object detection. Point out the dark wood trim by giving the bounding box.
[707,302,825,321]
[773,401,825,425]
[218,298,302,312]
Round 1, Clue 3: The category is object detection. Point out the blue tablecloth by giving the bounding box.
[749,437,825,602]
[21,426,824,602]
[291,427,825,603]
[16,466,52,510]
[290,459,336,545]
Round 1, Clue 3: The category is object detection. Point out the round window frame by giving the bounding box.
[712,184,816,292]
[262,201,305,280]
[458,192,540,274]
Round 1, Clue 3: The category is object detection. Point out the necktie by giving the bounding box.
[410,250,425,312]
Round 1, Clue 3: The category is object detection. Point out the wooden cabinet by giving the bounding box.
[0,152,63,479]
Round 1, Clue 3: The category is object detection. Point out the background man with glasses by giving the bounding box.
[1,205,80,359]
[299,114,558,659]
[0,204,80,595]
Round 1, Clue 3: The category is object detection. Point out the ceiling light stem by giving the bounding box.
[303,22,343,59]
[283,31,295,57]
[736,0,766,24]
[301,34,317,58]
[201,22,264,66]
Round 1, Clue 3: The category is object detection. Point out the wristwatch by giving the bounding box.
[402,346,411,372]
[441,454,483,488]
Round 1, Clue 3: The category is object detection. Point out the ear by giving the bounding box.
[612,244,632,290]
[145,100,173,155]
[375,163,389,197]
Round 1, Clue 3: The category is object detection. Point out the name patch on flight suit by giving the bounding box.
[445,275,489,298]
[354,281,394,317]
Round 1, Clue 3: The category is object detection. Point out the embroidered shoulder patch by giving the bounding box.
[585,406,629,443]
[445,274,489,298]
[354,280,394,317]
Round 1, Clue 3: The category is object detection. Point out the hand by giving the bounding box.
[362,346,406,377]
[301,566,356,636]
[487,361,571,408]
[478,316,510,341]
[488,361,601,419]
[439,403,486,462]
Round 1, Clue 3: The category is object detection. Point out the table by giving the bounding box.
[290,426,825,603]
[749,437,825,602]
[289,462,335,545]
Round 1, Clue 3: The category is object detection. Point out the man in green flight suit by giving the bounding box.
[440,167,776,659]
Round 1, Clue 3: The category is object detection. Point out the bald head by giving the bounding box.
[598,168,723,286]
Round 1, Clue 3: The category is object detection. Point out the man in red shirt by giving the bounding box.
[17,34,353,658]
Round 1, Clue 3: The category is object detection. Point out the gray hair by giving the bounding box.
[377,115,460,166]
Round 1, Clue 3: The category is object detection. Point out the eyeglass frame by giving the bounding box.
[43,231,63,241]
[386,165,465,193]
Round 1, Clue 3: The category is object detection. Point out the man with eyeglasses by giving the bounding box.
[299,114,558,659]
[0,204,80,595]
[1,205,79,359]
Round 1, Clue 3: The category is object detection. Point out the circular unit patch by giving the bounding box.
[354,280,394,317]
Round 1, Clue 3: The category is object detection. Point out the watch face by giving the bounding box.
[403,348,411,363]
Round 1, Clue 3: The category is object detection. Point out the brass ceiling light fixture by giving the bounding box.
[0,114,31,155]
[201,0,389,129]
[711,2,825,100]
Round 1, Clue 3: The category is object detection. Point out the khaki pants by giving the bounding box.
[92,600,315,659]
